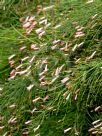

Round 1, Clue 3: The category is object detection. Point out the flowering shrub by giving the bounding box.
[0,0,102,136]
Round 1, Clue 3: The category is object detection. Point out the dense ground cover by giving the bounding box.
[0,0,102,136]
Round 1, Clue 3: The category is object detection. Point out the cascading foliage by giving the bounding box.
[0,0,102,136]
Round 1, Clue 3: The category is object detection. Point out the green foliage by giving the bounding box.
[0,0,102,136]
